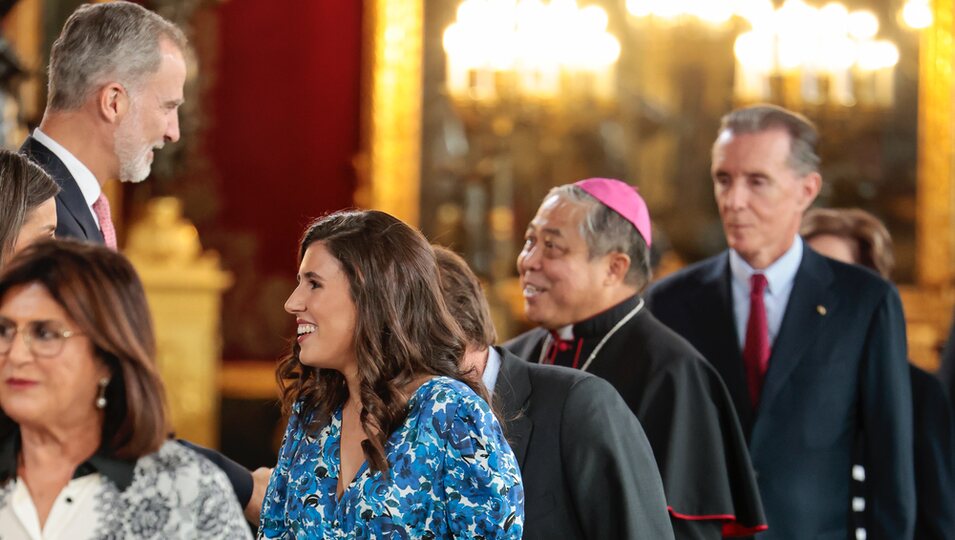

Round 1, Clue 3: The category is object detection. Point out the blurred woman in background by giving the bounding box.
[802,207,955,540]
[0,149,58,267]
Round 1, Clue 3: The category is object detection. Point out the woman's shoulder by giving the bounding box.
[413,376,487,410]
[122,442,252,538]
[135,439,197,470]
[134,440,231,487]
[409,376,497,432]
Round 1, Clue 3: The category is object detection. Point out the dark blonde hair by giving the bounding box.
[276,210,488,475]
[434,246,497,349]
[0,150,59,268]
[801,207,894,279]
[0,240,167,459]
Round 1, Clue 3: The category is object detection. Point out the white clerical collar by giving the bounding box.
[482,346,502,395]
[729,235,803,295]
[554,325,574,340]
[33,128,101,206]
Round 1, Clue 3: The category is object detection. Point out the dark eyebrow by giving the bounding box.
[0,317,60,326]
[301,271,323,282]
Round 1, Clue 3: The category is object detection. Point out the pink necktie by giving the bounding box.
[92,193,117,250]
[743,274,770,407]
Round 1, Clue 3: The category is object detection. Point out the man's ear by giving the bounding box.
[606,252,632,286]
[98,82,129,124]
[797,171,822,211]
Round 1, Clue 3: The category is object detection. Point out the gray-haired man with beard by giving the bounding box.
[20,1,186,248]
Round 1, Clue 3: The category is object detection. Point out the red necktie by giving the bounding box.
[92,193,117,250]
[743,273,770,407]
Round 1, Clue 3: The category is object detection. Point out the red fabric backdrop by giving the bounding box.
[201,1,363,358]
[209,0,362,276]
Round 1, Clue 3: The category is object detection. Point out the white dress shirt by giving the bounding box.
[482,346,503,396]
[729,235,803,350]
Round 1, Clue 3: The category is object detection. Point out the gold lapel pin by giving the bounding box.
[817,305,827,316]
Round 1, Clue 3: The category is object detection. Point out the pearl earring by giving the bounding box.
[96,377,110,409]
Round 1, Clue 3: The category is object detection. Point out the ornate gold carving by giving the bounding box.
[4,0,42,126]
[917,0,954,288]
[357,0,423,226]
[126,198,232,447]
[905,0,955,370]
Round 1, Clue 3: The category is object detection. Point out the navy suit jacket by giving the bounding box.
[492,348,674,540]
[938,315,955,405]
[909,365,955,540]
[19,135,104,243]
[646,247,915,540]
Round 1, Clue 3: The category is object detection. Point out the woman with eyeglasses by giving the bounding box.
[0,240,251,538]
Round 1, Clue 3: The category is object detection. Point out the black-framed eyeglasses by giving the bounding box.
[0,319,84,358]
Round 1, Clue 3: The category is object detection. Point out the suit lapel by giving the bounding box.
[697,255,756,430]
[757,248,834,413]
[493,348,533,467]
[21,136,103,243]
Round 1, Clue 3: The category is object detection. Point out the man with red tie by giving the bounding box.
[504,178,766,539]
[646,105,915,539]
[20,1,186,249]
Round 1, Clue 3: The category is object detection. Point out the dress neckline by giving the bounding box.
[332,376,449,502]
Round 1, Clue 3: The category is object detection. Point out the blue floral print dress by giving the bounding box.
[258,376,524,539]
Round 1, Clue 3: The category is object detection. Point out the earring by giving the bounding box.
[96,377,110,409]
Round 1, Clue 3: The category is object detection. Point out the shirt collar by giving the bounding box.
[729,235,803,295]
[482,346,502,396]
[0,427,136,491]
[32,127,102,207]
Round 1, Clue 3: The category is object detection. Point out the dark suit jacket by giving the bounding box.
[910,365,955,540]
[504,305,765,540]
[938,316,955,406]
[492,348,674,540]
[646,248,915,540]
[20,135,104,243]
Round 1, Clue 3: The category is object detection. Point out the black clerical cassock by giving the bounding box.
[505,295,767,540]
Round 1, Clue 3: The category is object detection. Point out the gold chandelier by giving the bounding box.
[627,0,922,108]
[442,0,621,104]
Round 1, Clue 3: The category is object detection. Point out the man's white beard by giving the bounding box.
[114,107,157,184]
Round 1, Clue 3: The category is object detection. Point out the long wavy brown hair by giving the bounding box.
[276,210,489,475]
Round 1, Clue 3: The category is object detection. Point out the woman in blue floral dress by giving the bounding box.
[258,210,524,539]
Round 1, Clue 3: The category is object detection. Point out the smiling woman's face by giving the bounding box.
[284,242,358,376]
